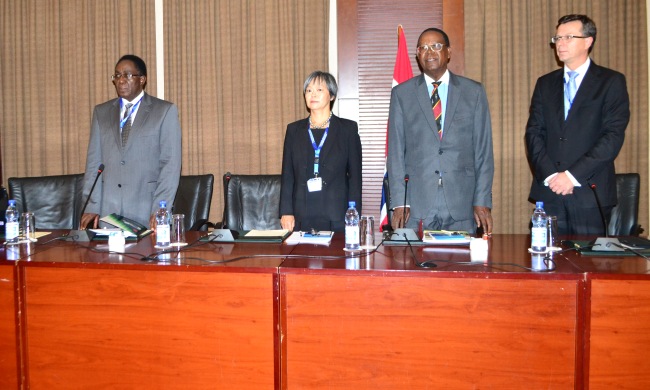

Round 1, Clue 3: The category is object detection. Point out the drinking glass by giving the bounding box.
[21,212,36,242]
[170,214,187,246]
[359,215,375,250]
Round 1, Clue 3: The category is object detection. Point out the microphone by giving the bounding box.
[403,174,409,214]
[391,174,419,242]
[221,172,232,229]
[210,172,239,241]
[588,182,623,252]
[69,163,104,241]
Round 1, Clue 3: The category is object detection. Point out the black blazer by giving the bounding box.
[525,62,630,207]
[280,114,362,224]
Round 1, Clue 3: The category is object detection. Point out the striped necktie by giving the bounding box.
[431,81,442,138]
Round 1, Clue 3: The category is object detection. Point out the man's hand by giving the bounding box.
[80,213,99,230]
[548,172,575,195]
[473,206,493,236]
[391,207,410,229]
[149,214,157,231]
[281,215,295,231]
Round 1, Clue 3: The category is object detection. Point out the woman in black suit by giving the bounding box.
[280,71,362,232]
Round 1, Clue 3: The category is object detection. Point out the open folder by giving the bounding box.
[205,229,291,243]
[284,231,333,245]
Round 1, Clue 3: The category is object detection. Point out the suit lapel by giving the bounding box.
[319,115,337,162]
[542,70,566,130]
[415,75,438,137]
[111,99,123,148]
[123,94,151,152]
[444,72,461,138]
[566,62,600,124]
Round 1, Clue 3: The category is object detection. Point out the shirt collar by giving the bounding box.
[564,57,591,79]
[121,91,145,106]
[424,69,450,86]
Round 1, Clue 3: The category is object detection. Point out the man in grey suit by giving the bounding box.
[388,27,494,235]
[80,54,182,230]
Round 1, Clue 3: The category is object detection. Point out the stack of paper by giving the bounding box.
[422,230,471,245]
[285,231,333,245]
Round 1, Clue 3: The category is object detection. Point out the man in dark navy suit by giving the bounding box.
[525,14,630,235]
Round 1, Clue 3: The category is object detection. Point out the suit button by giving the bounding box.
[438,149,443,155]
[121,161,126,165]
[435,170,440,174]
[118,184,122,188]
[559,137,567,141]
[555,162,561,166]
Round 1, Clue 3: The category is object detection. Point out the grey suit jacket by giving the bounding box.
[387,72,493,226]
[82,93,182,227]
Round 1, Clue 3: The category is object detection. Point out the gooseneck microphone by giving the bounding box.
[221,172,232,229]
[69,164,104,241]
[589,183,609,237]
[588,182,623,252]
[403,174,409,216]
[209,172,239,241]
[79,164,105,226]
[391,174,419,242]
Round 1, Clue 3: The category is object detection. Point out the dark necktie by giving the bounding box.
[121,103,133,147]
[431,81,442,138]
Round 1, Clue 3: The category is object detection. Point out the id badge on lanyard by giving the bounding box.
[120,97,143,129]
[307,126,328,192]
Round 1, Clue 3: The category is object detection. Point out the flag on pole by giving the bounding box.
[380,25,413,231]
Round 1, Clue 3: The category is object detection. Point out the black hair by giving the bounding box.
[417,28,451,47]
[116,54,147,77]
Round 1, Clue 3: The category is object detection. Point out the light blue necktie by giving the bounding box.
[564,71,578,119]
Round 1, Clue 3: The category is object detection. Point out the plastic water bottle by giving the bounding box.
[155,200,171,247]
[531,201,548,252]
[5,200,19,243]
[345,201,360,250]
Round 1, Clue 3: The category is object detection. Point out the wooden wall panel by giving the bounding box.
[337,0,464,220]
[0,265,18,390]
[590,279,650,389]
[23,267,276,389]
[283,274,577,389]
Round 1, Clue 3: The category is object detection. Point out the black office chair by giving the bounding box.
[8,173,85,230]
[172,174,215,231]
[220,174,282,231]
[608,173,642,236]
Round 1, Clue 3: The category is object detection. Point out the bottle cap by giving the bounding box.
[535,201,544,208]
[348,201,355,207]
[8,199,15,206]
[159,200,167,208]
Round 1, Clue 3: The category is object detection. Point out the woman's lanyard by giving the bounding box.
[308,126,329,177]
[119,97,143,129]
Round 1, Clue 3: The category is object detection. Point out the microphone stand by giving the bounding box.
[589,183,623,252]
[392,174,419,241]
[220,172,232,229]
[210,172,238,241]
[69,164,104,242]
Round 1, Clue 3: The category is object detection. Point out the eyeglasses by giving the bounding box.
[417,43,445,53]
[111,73,142,81]
[550,35,588,44]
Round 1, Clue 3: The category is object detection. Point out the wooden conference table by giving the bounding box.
[1,231,649,389]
